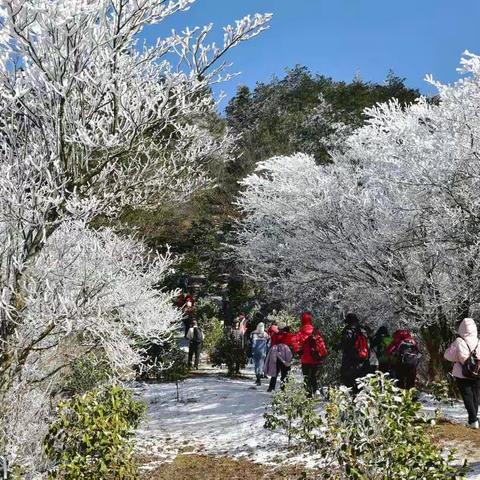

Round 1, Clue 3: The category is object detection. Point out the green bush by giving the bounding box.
[425,379,456,405]
[63,352,112,395]
[265,372,466,479]
[322,374,465,479]
[210,332,246,376]
[155,341,189,383]
[202,317,224,356]
[44,385,145,480]
[264,375,320,447]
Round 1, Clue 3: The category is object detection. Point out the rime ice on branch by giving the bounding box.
[0,0,270,469]
[235,51,480,334]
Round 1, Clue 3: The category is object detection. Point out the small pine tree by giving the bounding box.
[210,332,246,376]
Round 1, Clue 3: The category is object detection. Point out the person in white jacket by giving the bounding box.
[444,317,480,428]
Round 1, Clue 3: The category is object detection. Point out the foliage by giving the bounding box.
[202,317,224,356]
[0,0,270,467]
[264,375,320,447]
[266,310,300,330]
[425,379,455,405]
[153,341,190,384]
[226,66,420,169]
[234,52,480,378]
[44,386,145,480]
[63,352,113,396]
[317,373,466,479]
[266,373,464,479]
[210,332,246,376]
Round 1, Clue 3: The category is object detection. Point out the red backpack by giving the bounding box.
[354,331,370,360]
[308,330,328,361]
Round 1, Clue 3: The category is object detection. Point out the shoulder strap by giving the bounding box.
[460,337,478,354]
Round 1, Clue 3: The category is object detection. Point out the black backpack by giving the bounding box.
[461,338,480,379]
[192,327,203,344]
[398,340,421,367]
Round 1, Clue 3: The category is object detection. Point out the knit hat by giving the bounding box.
[256,322,265,334]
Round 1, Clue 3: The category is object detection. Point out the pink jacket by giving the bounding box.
[263,344,293,377]
[444,318,480,379]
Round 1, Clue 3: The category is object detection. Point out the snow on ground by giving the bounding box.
[135,367,480,478]
[134,365,293,467]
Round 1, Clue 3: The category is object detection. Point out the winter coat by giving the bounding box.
[264,344,293,377]
[296,314,327,366]
[250,323,269,359]
[267,324,279,337]
[340,322,370,378]
[186,326,204,344]
[444,318,480,379]
[270,331,299,350]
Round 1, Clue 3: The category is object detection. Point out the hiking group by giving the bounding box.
[242,311,421,397]
[177,290,480,428]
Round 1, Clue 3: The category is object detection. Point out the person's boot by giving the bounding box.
[468,420,479,429]
[255,374,261,386]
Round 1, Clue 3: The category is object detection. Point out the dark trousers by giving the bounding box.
[302,364,319,397]
[268,360,290,390]
[395,364,416,390]
[188,342,202,369]
[456,377,480,424]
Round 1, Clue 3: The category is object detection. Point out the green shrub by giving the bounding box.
[265,372,466,479]
[210,332,246,376]
[426,379,455,405]
[155,341,189,383]
[264,375,320,447]
[44,385,145,480]
[202,317,224,356]
[63,352,112,395]
[266,309,300,330]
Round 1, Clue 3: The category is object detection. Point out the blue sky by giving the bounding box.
[143,0,480,106]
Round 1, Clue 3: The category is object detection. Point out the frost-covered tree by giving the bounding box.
[234,52,480,377]
[0,0,270,469]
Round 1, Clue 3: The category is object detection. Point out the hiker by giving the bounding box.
[386,329,420,390]
[186,319,204,370]
[250,322,270,386]
[181,293,195,338]
[444,318,480,429]
[296,312,328,397]
[267,321,279,337]
[339,313,370,393]
[371,326,393,373]
[265,325,296,391]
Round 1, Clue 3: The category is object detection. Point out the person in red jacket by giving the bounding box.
[386,329,420,389]
[296,312,328,397]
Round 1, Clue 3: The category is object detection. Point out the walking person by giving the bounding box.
[386,329,421,390]
[339,313,370,394]
[250,322,269,386]
[371,326,393,374]
[265,326,296,392]
[444,318,480,429]
[186,319,204,370]
[296,312,328,397]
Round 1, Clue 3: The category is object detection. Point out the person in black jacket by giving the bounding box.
[186,319,204,369]
[339,313,370,393]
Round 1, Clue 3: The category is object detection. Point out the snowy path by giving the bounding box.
[135,368,480,478]
[134,366,290,468]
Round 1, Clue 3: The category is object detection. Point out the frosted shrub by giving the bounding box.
[265,373,465,478]
[266,310,300,330]
[318,373,465,479]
